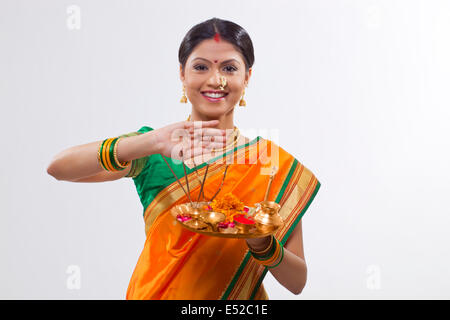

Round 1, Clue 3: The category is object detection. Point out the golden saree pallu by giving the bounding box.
[124,125,321,300]
[97,137,130,171]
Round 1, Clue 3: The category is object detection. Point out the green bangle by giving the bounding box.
[250,235,277,261]
[267,242,284,269]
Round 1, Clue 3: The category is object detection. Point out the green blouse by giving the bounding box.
[120,125,190,216]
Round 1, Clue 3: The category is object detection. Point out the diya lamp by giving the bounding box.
[182,201,212,230]
[189,201,209,218]
[200,210,226,232]
[172,203,206,230]
[184,218,210,231]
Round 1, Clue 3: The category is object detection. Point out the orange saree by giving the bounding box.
[125,126,321,300]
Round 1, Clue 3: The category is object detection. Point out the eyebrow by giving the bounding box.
[192,57,241,65]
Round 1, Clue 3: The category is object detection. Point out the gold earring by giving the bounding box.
[180,85,187,103]
[239,89,246,107]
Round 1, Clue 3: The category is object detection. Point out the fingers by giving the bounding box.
[173,143,219,161]
[181,138,225,153]
[190,129,226,144]
[181,123,226,143]
[173,120,233,154]
[181,146,215,160]
[169,128,226,149]
[200,135,226,144]
[183,119,220,130]
[186,127,226,140]
[184,120,226,136]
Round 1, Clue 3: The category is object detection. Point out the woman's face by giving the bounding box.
[180,38,251,119]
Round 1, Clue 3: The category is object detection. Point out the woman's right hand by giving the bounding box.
[151,120,227,161]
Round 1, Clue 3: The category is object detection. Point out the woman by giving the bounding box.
[47,18,321,300]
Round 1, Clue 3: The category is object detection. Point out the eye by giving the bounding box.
[194,64,208,71]
[224,65,238,73]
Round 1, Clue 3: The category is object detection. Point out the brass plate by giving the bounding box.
[170,202,281,239]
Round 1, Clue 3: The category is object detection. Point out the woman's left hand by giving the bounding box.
[245,236,272,252]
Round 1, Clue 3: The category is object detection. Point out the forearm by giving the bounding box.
[246,236,307,295]
[47,130,160,181]
[267,247,307,295]
[115,130,161,163]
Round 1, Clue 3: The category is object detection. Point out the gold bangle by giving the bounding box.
[113,137,130,169]
[103,138,116,171]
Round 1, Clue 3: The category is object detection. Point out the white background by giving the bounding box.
[1,0,449,299]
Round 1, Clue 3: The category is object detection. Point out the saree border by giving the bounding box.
[220,155,296,299]
[249,179,321,299]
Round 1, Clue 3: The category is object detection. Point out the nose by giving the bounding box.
[207,70,222,88]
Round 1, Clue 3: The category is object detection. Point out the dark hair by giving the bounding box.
[178,18,255,73]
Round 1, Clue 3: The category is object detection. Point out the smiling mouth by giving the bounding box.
[201,91,229,98]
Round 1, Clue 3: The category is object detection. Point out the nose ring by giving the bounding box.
[219,76,227,91]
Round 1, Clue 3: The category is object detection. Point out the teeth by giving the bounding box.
[203,92,227,98]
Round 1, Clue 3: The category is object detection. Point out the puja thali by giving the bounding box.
[162,149,283,239]
[170,200,284,239]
